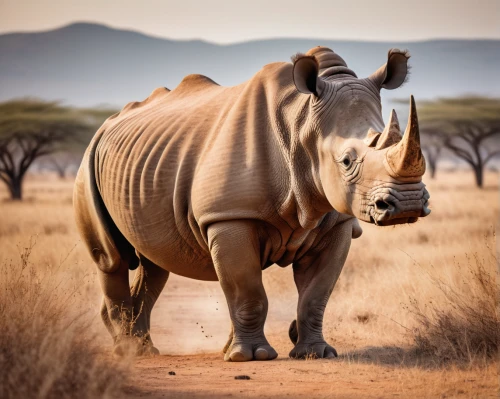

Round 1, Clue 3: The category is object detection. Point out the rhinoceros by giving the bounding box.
[74,46,430,361]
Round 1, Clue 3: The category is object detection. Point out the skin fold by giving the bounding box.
[73,46,430,361]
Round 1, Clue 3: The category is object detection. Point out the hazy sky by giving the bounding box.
[1,0,499,43]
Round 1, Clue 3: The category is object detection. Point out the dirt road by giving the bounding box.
[127,352,498,398]
[123,274,498,399]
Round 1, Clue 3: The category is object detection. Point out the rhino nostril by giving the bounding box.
[375,200,394,211]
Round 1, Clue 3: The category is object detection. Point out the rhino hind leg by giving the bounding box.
[128,254,169,355]
[97,255,168,357]
[74,151,160,356]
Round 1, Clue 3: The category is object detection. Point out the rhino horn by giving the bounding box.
[386,96,426,178]
[363,128,381,147]
[375,109,402,150]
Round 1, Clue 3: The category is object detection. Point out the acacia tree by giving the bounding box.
[420,126,444,179]
[41,152,83,179]
[417,97,500,187]
[0,99,109,200]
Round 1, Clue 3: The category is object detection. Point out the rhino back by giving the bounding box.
[93,63,299,278]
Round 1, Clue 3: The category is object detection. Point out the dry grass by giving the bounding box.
[0,229,129,398]
[0,170,498,397]
[408,247,499,364]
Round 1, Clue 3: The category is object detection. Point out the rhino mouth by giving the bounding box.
[365,182,430,226]
[369,215,421,226]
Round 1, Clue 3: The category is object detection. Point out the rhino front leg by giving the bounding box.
[208,220,277,362]
[289,219,353,359]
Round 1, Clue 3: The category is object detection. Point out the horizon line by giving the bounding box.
[1,20,499,46]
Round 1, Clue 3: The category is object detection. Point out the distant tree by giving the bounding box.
[420,126,444,179]
[416,97,500,187]
[0,99,113,200]
[42,152,83,179]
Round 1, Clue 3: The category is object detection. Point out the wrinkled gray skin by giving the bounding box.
[74,46,430,361]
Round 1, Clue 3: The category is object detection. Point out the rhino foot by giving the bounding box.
[289,341,338,359]
[113,336,159,358]
[288,320,337,359]
[224,342,278,362]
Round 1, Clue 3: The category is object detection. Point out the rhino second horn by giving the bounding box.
[375,109,402,150]
[364,128,381,147]
[385,96,426,178]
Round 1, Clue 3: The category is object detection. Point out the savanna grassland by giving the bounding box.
[0,170,498,399]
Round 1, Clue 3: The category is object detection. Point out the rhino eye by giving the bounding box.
[342,156,352,168]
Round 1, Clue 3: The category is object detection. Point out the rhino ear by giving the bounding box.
[292,54,325,96]
[370,49,410,90]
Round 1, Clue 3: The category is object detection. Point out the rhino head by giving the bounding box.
[292,47,430,226]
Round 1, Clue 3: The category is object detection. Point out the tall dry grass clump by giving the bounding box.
[408,240,499,365]
[0,237,128,399]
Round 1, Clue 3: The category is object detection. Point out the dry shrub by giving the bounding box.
[408,242,499,365]
[0,237,129,399]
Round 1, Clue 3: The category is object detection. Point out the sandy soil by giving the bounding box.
[126,353,498,399]
[122,270,498,399]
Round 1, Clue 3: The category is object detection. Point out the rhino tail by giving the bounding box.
[73,129,139,273]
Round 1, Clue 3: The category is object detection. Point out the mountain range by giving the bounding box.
[1,22,499,110]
